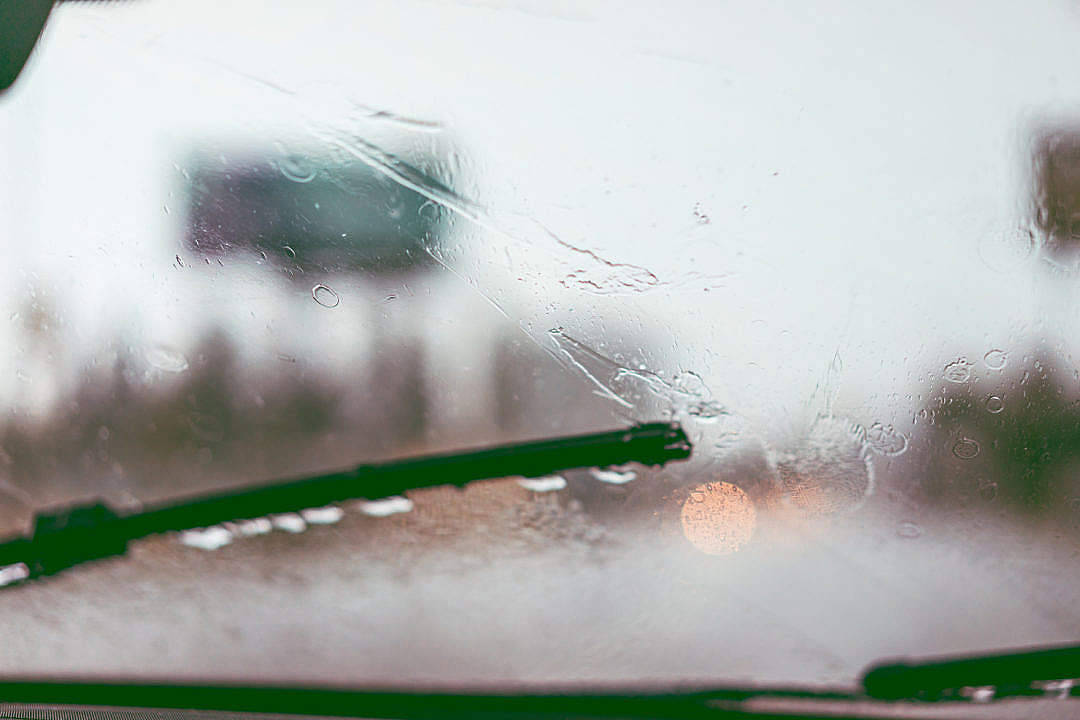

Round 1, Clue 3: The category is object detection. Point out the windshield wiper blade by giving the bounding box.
[0,422,691,582]
[862,642,1080,702]
[0,678,894,720]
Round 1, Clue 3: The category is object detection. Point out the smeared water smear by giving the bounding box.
[546,329,727,424]
[353,105,443,133]
[771,415,874,517]
[308,125,727,297]
[518,475,567,492]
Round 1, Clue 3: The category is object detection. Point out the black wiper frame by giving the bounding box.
[862,642,1080,702]
[0,422,691,582]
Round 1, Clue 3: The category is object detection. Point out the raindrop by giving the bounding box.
[517,475,567,492]
[145,346,189,373]
[418,200,441,221]
[283,245,297,259]
[986,395,1005,414]
[180,526,233,550]
[896,521,923,539]
[312,284,340,308]
[590,468,637,485]
[359,496,413,516]
[271,513,307,533]
[187,412,224,442]
[952,437,981,459]
[866,422,909,456]
[277,155,317,183]
[943,359,973,383]
[978,480,998,501]
[301,506,344,524]
[175,254,184,268]
[984,349,1008,370]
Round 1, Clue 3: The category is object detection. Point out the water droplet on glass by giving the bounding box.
[175,254,184,268]
[977,224,1035,273]
[301,506,344,524]
[271,513,307,533]
[145,346,189,373]
[283,245,297,259]
[180,526,233,550]
[518,475,567,492]
[978,480,998,501]
[943,358,973,383]
[866,422,909,456]
[896,520,923,539]
[277,155,317,183]
[984,349,1008,370]
[590,468,637,485]
[187,412,224,443]
[418,200,441,221]
[359,496,413,517]
[985,395,1005,414]
[952,437,981,459]
[97,426,110,441]
[312,284,340,308]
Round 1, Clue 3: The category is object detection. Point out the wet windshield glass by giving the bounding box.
[1,0,1079,691]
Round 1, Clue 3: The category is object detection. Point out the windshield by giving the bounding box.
[1,0,1079,697]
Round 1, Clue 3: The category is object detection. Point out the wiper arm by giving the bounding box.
[862,642,1080,702]
[0,422,691,582]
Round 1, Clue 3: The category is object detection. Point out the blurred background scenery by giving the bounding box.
[2,0,1080,697]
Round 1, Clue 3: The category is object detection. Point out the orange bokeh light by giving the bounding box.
[679,481,756,555]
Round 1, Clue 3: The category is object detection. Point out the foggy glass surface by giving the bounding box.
[1,0,1080,700]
